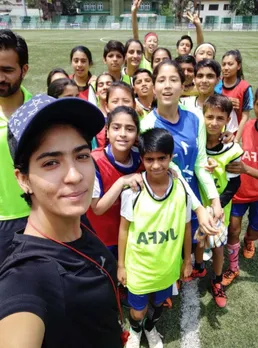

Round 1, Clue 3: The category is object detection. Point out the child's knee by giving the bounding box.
[131,307,147,321]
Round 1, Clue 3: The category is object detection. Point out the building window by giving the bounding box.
[97,2,103,11]
[90,3,96,11]
[199,4,204,11]
[145,2,151,11]
[84,3,89,10]
[224,4,230,10]
[209,4,219,10]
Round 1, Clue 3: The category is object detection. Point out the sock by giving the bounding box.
[212,273,222,284]
[227,242,240,272]
[144,304,163,332]
[129,313,143,333]
[194,261,205,271]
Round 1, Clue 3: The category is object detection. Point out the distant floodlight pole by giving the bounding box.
[22,0,28,16]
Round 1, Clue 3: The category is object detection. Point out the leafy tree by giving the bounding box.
[229,0,258,15]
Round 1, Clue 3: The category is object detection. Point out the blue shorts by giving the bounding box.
[128,286,172,311]
[231,201,258,231]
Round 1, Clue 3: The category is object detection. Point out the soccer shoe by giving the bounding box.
[126,328,142,348]
[221,269,240,286]
[183,267,207,282]
[163,297,172,308]
[243,239,255,259]
[144,326,163,348]
[211,281,227,308]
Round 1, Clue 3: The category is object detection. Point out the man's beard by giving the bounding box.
[0,74,23,98]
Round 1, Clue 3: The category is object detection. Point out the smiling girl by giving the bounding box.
[122,39,144,86]
[87,106,144,257]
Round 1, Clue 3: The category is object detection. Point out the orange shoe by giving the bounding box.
[163,297,173,308]
[183,267,207,282]
[243,238,255,259]
[211,281,227,308]
[221,269,240,286]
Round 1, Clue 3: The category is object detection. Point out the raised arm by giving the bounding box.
[183,11,204,46]
[0,312,45,348]
[131,0,141,40]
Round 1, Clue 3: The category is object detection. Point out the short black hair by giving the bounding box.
[194,59,221,78]
[107,105,140,133]
[0,29,28,68]
[175,54,196,67]
[153,59,185,85]
[203,94,233,117]
[176,35,193,50]
[70,45,93,65]
[47,78,78,98]
[132,68,153,86]
[103,40,125,59]
[138,128,174,157]
[47,67,69,87]
[11,121,92,207]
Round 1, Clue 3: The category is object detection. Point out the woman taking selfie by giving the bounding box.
[0,95,124,348]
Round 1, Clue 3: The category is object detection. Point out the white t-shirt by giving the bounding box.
[121,172,192,223]
[181,96,239,133]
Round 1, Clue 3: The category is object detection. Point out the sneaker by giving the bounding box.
[243,238,255,259]
[183,267,207,282]
[221,269,240,286]
[163,297,172,308]
[144,326,163,348]
[126,328,142,348]
[211,281,227,308]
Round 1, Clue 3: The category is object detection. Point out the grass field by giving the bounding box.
[17,29,258,348]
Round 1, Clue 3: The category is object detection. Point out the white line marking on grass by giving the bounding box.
[180,279,201,348]
[100,37,109,43]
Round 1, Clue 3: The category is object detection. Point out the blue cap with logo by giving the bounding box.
[8,94,105,160]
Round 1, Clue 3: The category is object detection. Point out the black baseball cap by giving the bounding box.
[8,94,105,160]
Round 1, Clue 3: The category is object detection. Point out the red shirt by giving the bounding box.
[233,119,258,203]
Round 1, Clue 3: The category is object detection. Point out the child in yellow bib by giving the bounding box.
[192,95,243,308]
[118,128,192,348]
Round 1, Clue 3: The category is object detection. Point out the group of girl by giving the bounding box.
[37,11,257,347]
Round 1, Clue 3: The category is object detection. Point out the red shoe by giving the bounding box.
[163,297,173,308]
[183,267,207,282]
[211,281,227,308]
[221,269,239,286]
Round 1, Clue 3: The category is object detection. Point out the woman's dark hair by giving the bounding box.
[138,128,174,157]
[106,106,140,134]
[194,59,221,78]
[175,54,196,67]
[96,72,115,91]
[151,47,172,69]
[152,60,185,85]
[106,81,135,103]
[103,40,125,59]
[132,68,153,86]
[203,94,233,117]
[47,78,78,98]
[70,45,93,65]
[254,88,258,103]
[176,35,193,50]
[13,121,92,207]
[124,39,144,55]
[47,68,69,87]
[222,49,244,79]
[0,29,28,68]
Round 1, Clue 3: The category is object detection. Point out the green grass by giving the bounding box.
[17,29,258,347]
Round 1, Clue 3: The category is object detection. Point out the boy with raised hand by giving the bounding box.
[103,40,125,81]
[192,95,243,307]
[118,128,192,348]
